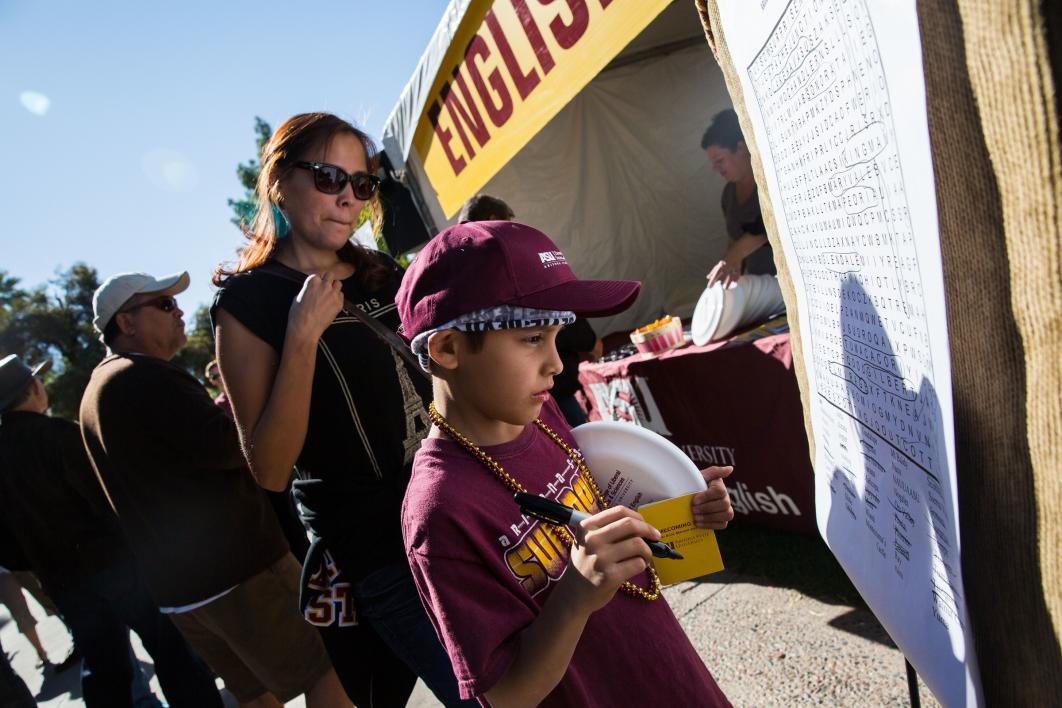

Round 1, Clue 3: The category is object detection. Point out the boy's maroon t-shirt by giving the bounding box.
[402,399,730,706]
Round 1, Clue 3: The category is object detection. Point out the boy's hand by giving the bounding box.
[693,466,735,529]
[486,507,658,706]
[562,506,656,613]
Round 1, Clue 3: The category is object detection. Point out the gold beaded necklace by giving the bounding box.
[427,401,660,601]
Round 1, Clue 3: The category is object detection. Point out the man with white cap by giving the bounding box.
[0,352,221,707]
[80,272,348,708]
[90,270,191,354]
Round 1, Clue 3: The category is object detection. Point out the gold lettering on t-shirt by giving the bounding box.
[502,473,603,596]
[505,542,550,594]
[505,523,568,595]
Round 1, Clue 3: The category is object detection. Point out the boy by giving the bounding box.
[396,220,734,706]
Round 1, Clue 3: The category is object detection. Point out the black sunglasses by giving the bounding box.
[120,295,178,315]
[294,161,380,200]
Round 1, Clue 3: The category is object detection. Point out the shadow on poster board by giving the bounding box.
[823,275,971,705]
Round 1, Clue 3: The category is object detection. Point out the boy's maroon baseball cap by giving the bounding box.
[397,220,640,341]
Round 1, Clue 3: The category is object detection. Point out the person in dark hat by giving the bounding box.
[0,353,222,707]
[0,356,52,411]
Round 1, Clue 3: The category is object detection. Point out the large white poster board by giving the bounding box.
[713,1,981,705]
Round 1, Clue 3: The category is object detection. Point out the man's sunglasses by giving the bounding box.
[294,161,380,200]
[119,295,178,315]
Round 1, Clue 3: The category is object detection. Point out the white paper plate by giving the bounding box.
[714,281,747,341]
[691,281,747,345]
[572,421,706,508]
[691,284,723,346]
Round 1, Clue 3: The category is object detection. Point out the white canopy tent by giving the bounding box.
[382,1,737,336]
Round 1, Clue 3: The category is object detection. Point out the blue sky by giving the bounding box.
[0,1,448,319]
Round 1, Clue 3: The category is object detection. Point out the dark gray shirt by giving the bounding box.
[721,182,776,276]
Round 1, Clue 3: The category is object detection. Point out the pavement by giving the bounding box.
[2,524,941,706]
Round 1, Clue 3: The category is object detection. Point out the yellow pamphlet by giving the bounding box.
[638,492,725,585]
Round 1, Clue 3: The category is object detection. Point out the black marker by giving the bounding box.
[514,492,683,560]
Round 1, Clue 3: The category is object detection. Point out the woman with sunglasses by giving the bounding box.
[212,113,470,707]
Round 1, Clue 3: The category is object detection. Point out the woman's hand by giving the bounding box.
[708,231,771,288]
[706,258,742,289]
[693,466,735,529]
[287,272,345,343]
[560,506,657,614]
[219,271,341,492]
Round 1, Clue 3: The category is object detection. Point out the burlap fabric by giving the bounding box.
[697,0,1062,703]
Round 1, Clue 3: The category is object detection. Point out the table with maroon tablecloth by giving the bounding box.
[577,328,816,534]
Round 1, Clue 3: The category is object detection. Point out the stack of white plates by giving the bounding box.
[690,274,785,345]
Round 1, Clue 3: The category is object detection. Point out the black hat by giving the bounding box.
[0,355,52,411]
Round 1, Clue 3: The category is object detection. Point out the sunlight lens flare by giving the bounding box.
[142,148,199,192]
[19,91,50,116]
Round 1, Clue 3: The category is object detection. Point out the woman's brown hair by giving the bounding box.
[213,112,392,291]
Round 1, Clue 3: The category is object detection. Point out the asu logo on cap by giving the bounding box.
[538,251,567,267]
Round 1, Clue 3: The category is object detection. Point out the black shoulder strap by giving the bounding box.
[256,261,429,381]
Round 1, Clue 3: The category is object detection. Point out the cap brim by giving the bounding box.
[148,271,191,298]
[514,279,641,318]
[30,360,53,378]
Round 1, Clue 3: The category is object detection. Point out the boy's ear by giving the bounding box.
[427,330,461,371]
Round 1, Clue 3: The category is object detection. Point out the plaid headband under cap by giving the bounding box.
[410,305,576,371]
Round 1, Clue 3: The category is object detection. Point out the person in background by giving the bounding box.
[458,193,602,426]
[0,566,54,669]
[0,354,217,707]
[0,567,160,708]
[204,360,232,418]
[395,220,735,705]
[0,634,34,708]
[80,272,347,708]
[701,108,776,288]
[213,112,472,707]
[456,193,514,223]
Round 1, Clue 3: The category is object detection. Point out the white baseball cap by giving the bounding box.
[92,271,190,334]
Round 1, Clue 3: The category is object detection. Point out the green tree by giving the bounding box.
[227,116,273,230]
[0,265,105,419]
[0,272,34,332]
[1,267,219,417]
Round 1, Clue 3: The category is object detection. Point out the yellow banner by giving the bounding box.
[411,0,671,217]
